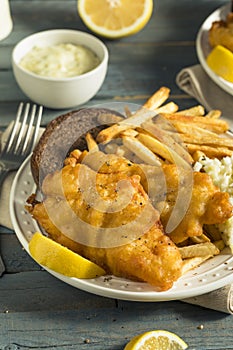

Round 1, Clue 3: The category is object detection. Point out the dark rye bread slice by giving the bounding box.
[31,108,124,187]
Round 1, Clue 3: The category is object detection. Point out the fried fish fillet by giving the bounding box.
[79,152,233,245]
[159,164,233,244]
[26,158,183,291]
[209,13,233,52]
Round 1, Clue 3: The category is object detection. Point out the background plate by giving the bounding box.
[196,3,233,96]
[9,155,233,302]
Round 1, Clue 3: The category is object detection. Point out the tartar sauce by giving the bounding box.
[19,43,101,78]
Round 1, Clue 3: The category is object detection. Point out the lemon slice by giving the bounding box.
[207,45,233,83]
[29,232,106,278]
[77,0,153,39]
[124,330,188,350]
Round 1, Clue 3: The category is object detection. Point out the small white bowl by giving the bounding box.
[12,29,109,109]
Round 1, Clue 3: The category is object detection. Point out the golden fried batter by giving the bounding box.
[27,158,183,291]
[209,13,233,52]
[159,164,233,244]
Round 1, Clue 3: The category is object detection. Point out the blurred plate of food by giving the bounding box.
[9,87,233,301]
[196,3,233,96]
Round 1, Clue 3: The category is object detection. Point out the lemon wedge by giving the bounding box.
[29,232,106,278]
[124,330,188,350]
[207,45,233,83]
[77,0,153,39]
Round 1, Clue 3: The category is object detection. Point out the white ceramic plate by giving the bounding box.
[10,155,233,301]
[196,3,233,96]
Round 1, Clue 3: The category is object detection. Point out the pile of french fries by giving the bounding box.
[69,87,233,274]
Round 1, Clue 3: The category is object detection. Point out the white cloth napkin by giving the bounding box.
[1,124,233,313]
[182,285,233,314]
[176,64,233,118]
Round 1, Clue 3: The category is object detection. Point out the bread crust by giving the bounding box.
[31,108,124,187]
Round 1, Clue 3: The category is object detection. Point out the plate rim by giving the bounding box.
[9,154,233,302]
[196,3,233,96]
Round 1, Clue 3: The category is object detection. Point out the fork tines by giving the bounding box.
[3,103,43,156]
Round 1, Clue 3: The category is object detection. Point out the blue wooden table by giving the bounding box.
[1,1,233,349]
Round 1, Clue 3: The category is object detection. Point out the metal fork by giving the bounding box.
[0,103,43,275]
[0,103,43,186]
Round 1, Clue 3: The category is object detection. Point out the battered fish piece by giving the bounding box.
[46,150,233,244]
[209,13,233,52]
[159,164,233,244]
[26,159,183,291]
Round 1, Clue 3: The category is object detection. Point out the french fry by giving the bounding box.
[104,142,119,154]
[77,150,89,163]
[98,101,177,126]
[143,87,170,110]
[96,108,156,144]
[120,128,139,138]
[171,124,220,138]
[162,113,229,134]
[64,149,89,166]
[192,150,207,162]
[180,134,233,149]
[168,122,230,142]
[185,143,233,158]
[153,101,178,114]
[122,135,162,166]
[85,132,99,152]
[190,233,210,244]
[175,105,205,116]
[179,242,219,259]
[205,110,222,119]
[174,120,228,134]
[142,120,194,165]
[64,149,82,166]
[137,132,178,163]
[182,255,212,274]
[115,145,135,159]
[97,87,170,144]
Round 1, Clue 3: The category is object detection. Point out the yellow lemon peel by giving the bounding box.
[207,45,233,83]
[29,232,106,278]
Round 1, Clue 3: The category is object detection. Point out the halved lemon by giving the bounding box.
[29,232,106,278]
[77,0,153,39]
[207,45,233,83]
[124,330,188,350]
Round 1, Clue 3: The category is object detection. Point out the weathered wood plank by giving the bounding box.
[0,271,232,350]
[0,234,39,273]
[1,1,233,349]
[0,271,116,312]
[5,0,227,46]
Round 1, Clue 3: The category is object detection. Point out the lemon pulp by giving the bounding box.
[77,0,153,39]
[124,330,188,350]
